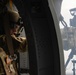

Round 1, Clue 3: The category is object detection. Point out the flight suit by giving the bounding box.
[0,34,27,74]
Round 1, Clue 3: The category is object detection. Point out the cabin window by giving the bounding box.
[59,0,76,75]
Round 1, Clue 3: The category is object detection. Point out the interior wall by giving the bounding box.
[48,0,63,21]
[48,0,65,75]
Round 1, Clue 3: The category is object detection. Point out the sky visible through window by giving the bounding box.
[59,0,76,75]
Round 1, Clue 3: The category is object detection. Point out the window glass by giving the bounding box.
[59,0,76,75]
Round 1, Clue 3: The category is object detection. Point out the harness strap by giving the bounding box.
[3,12,14,57]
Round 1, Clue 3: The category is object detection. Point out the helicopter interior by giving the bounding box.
[0,0,64,75]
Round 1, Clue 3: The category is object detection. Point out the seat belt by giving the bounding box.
[3,12,16,59]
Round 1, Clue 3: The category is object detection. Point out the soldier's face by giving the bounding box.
[10,24,20,35]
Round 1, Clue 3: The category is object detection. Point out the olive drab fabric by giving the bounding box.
[0,35,27,53]
[0,35,27,74]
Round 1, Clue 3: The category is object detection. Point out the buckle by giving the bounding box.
[9,54,17,61]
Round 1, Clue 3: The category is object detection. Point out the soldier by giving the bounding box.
[0,6,27,75]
